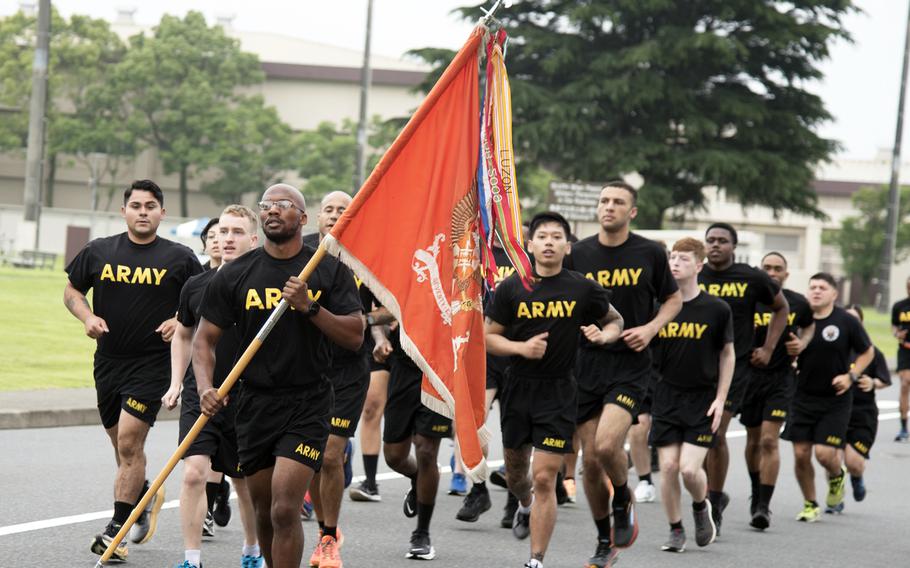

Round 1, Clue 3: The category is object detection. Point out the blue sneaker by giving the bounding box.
[449,454,467,495]
[895,428,909,442]
[176,561,200,568]
[851,476,866,502]
[241,554,263,568]
[343,439,354,489]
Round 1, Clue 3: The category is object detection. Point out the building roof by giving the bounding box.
[811,179,876,198]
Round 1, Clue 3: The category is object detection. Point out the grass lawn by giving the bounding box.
[861,305,898,363]
[0,265,95,390]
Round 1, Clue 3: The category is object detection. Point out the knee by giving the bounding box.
[582,454,602,482]
[270,500,299,529]
[793,446,812,464]
[323,444,345,467]
[116,438,143,463]
[594,435,620,459]
[661,459,680,479]
[413,441,437,468]
[183,462,207,488]
[759,435,779,454]
[361,403,380,423]
[532,469,555,494]
[680,464,700,485]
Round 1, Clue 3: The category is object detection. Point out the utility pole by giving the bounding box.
[879,0,910,312]
[354,0,373,192]
[22,0,51,249]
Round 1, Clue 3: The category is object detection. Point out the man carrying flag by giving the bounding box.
[193,184,364,568]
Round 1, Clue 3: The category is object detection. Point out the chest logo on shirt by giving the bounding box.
[700,282,748,298]
[586,268,643,288]
[516,300,577,319]
[822,325,840,342]
[754,312,797,327]
[658,321,708,340]
[899,311,910,323]
[99,263,167,285]
[244,288,322,310]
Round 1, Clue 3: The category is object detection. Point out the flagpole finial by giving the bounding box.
[480,0,509,26]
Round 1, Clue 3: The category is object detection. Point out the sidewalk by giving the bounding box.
[0,388,179,429]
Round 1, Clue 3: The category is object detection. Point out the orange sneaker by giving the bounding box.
[309,529,323,567]
[319,534,343,568]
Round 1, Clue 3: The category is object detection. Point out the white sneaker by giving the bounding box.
[634,480,656,503]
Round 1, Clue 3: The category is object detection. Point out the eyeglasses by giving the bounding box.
[258,199,303,212]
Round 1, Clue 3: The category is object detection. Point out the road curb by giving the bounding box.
[0,406,180,430]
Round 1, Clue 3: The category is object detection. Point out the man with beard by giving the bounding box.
[193,184,364,568]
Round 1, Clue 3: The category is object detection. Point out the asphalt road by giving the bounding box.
[1,398,908,567]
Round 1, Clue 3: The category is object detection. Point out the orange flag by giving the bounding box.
[324,27,489,479]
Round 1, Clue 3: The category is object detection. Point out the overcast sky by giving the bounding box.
[3,0,906,161]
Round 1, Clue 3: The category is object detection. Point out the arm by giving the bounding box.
[282,276,364,351]
[620,290,683,352]
[752,290,789,366]
[485,318,547,359]
[785,322,815,356]
[371,324,393,363]
[709,342,736,432]
[833,345,875,396]
[64,281,108,338]
[367,306,395,326]
[581,303,624,346]
[192,318,225,416]
[163,323,193,409]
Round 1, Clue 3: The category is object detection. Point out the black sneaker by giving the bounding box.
[501,492,518,528]
[406,530,436,560]
[91,521,128,561]
[710,492,729,537]
[350,480,382,502]
[490,467,508,489]
[213,478,232,527]
[202,510,215,537]
[693,500,716,547]
[750,502,771,531]
[555,471,569,505]
[456,484,492,522]
[403,485,418,518]
[611,498,638,549]
[512,507,530,540]
[587,539,620,568]
[661,527,686,553]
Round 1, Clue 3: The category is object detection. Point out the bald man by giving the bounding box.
[302,191,391,567]
[193,184,365,568]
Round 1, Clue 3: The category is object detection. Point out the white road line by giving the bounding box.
[2,412,904,538]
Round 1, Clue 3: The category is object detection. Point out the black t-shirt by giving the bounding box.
[698,263,780,363]
[891,298,910,348]
[486,269,612,378]
[485,246,515,374]
[176,269,241,391]
[852,347,890,407]
[656,292,734,390]
[565,233,677,353]
[65,233,203,358]
[753,288,813,372]
[201,244,363,390]
[797,307,872,397]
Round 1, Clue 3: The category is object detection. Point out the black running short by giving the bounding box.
[723,359,753,416]
[650,382,718,449]
[486,354,508,392]
[499,372,577,454]
[234,381,333,476]
[638,373,657,416]
[328,356,370,438]
[898,347,910,371]
[94,351,169,429]
[739,366,795,428]
[383,354,452,443]
[179,385,242,478]
[575,348,649,424]
[846,402,879,459]
[782,391,852,449]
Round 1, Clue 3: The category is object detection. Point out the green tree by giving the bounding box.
[415,1,854,227]
[833,185,910,283]
[202,96,297,204]
[295,116,399,202]
[113,11,263,216]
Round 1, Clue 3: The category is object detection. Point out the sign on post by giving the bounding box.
[547,181,602,221]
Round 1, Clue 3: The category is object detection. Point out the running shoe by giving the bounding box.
[795,500,820,522]
[633,480,656,503]
[202,510,215,537]
[456,483,492,522]
[501,492,518,528]
[490,466,508,489]
[851,476,866,502]
[512,507,531,540]
[241,554,264,568]
[343,440,354,489]
[563,477,577,503]
[406,530,436,560]
[213,478,232,527]
[825,502,845,514]
[318,534,343,568]
[91,521,128,561]
[403,485,418,518]
[349,480,381,502]
[449,473,467,496]
[587,539,620,568]
[750,503,771,530]
[131,482,165,544]
[826,465,847,509]
[301,491,314,521]
[661,528,686,553]
[710,491,729,537]
[555,471,569,505]
[895,428,909,442]
[176,561,201,568]
[693,500,716,546]
[611,496,638,549]
[309,529,324,567]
